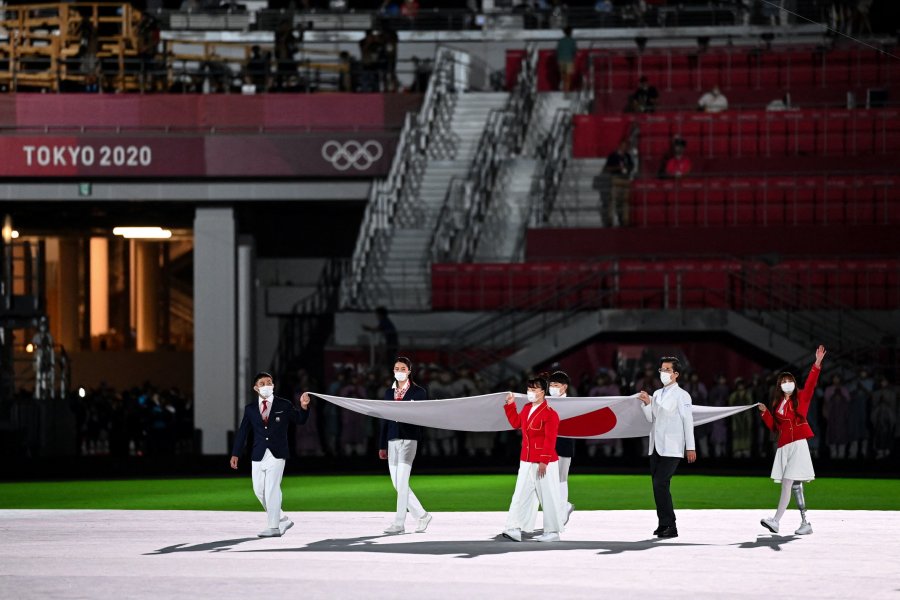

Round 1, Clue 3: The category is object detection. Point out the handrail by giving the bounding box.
[340,46,466,309]
[530,107,572,226]
[434,257,899,383]
[429,44,537,264]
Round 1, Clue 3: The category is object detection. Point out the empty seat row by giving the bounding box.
[630,176,900,227]
[572,109,900,161]
[431,260,900,311]
[507,47,900,92]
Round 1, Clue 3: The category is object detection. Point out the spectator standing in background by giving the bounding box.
[697,85,728,112]
[823,374,852,458]
[602,140,635,227]
[871,376,896,459]
[728,378,754,458]
[708,375,730,457]
[682,372,709,456]
[631,76,659,113]
[848,373,871,459]
[556,27,577,93]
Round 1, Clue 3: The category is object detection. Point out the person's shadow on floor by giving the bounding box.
[145,538,261,555]
[732,535,801,551]
[236,534,711,559]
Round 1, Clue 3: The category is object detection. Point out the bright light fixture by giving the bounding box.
[11,230,19,239]
[112,227,173,239]
[25,343,34,353]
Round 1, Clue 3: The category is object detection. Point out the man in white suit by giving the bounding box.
[638,356,696,538]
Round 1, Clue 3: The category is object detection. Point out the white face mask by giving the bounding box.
[549,387,563,397]
[526,391,539,402]
[394,371,409,383]
[781,381,795,394]
[258,385,274,399]
[660,372,673,386]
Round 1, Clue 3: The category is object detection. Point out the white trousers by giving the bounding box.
[558,455,572,507]
[388,439,426,526]
[506,461,565,534]
[251,449,286,530]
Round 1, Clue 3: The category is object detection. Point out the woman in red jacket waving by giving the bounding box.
[757,345,826,536]
[501,374,565,543]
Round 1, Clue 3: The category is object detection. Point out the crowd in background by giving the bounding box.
[283,361,900,464]
[70,384,195,457]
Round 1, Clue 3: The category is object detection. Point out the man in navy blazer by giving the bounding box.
[230,371,310,537]
[378,357,432,534]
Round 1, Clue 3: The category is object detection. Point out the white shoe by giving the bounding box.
[536,532,560,542]
[501,529,522,542]
[795,521,813,535]
[279,518,294,535]
[257,528,281,538]
[564,503,575,526]
[415,513,433,533]
[760,517,779,533]
[383,524,405,534]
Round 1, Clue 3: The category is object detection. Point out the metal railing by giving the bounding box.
[429,257,898,383]
[340,46,466,309]
[270,258,349,382]
[430,44,538,264]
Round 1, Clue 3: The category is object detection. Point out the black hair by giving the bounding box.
[548,370,570,386]
[526,372,550,394]
[253,371,274,386]
[375,306,389,317]
[394,356,412,370]
[659,356,681,373]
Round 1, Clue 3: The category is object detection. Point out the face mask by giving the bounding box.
[549,387,562,397]
[258,385,274,399]
[781,381,795,394]
[394,371,409,382]
[660,372,673,385]
[526,391,539,402]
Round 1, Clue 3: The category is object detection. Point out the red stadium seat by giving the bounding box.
[731,113,760,157]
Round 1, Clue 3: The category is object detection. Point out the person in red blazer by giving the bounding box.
[501,374,565,543]
[757,345,826,536]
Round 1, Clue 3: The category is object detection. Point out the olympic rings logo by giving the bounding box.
[321,140,384,171]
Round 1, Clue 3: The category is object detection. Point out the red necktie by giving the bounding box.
[261,400,268,424]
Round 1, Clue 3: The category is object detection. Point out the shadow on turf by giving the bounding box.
[235,534,710,559]
[145,538,261,555]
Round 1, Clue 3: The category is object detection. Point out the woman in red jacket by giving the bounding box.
[501,374,565,543]
[757,345,826,535]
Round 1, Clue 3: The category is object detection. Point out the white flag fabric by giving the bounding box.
[310,393,631,432]
[311,393,759,439]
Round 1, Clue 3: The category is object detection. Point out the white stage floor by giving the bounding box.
[0,509,897,599]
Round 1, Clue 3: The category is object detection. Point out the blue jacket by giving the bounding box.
[231,395,309,461]
[379,382,426,448]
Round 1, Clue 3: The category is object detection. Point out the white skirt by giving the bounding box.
[770,439,815,483]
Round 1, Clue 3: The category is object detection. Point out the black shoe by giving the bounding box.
[656,526,678,538]
[653,526,663,536]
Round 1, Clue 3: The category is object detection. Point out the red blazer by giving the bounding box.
[761,364,821,448]
[505,401,559,464]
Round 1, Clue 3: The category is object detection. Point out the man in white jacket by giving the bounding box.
[638,356,696,538]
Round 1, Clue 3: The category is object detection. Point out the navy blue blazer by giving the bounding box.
[556,436,575,458]
[378,382,426,449]
[231,395,309,461]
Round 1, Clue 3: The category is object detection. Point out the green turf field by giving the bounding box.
[1,474,898,511]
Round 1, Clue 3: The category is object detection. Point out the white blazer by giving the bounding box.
[641,383,695,458]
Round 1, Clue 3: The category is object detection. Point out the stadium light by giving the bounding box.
[112,227,173,239]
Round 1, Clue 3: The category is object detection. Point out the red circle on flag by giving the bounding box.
[558,407,617,437]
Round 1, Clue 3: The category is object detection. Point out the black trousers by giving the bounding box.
[649,450,682,527]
